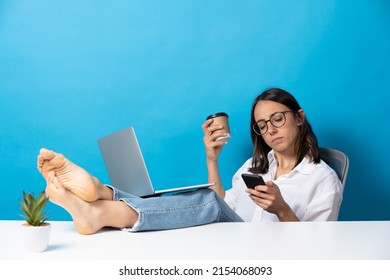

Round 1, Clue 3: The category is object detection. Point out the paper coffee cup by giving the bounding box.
[206,112,231,141]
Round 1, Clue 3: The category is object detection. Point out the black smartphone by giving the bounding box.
[241,173,265,189]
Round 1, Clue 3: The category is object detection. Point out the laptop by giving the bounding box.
[97,126,215,198]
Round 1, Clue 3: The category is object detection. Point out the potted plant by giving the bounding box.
[19,190,51,252]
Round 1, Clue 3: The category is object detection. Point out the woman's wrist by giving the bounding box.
[277,204,299,222]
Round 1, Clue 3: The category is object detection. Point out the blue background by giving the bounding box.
[1,0,389,221]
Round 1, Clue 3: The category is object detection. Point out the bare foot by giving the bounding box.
[45,172,103,235]
[37,148,107,202]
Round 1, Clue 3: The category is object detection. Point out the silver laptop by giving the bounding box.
[97,126,215,198]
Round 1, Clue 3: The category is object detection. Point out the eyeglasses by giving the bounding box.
[253,110,296,135]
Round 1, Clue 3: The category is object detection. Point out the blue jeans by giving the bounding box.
[109,186,244,232]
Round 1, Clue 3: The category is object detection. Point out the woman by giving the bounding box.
[204,87,342,222]
[38,87,342,235]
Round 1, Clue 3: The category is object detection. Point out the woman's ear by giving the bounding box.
[296,109,305,126]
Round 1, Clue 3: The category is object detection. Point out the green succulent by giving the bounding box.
[19,191,49,226]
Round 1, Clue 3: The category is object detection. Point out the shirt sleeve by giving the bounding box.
[301,169,343,221]
[224,157,253,211]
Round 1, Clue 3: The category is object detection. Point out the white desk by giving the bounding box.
[1,220,389,260]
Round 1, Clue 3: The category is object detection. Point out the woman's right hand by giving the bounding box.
[202,118,228,162]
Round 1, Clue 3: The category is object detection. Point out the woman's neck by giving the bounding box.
[274,152,297,179]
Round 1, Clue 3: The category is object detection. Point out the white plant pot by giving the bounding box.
[21,222,51,252]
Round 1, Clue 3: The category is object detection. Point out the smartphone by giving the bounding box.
[241,173,265,189]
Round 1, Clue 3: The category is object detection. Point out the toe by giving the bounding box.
[53,176,64,190]
[40,148,57,160]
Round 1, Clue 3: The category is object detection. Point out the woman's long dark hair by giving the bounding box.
[249,88,320,174]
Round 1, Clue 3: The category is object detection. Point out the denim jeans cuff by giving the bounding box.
[105,184,142,232]
[119,200,142,232]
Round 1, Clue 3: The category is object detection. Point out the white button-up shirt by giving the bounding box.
[224,150,343,222]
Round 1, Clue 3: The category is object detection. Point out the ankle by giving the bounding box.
[91,177,113,200]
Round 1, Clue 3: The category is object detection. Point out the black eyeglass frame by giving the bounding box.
[252,110,297,136]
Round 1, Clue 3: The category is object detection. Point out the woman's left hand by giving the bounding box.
[246,181,299,221]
